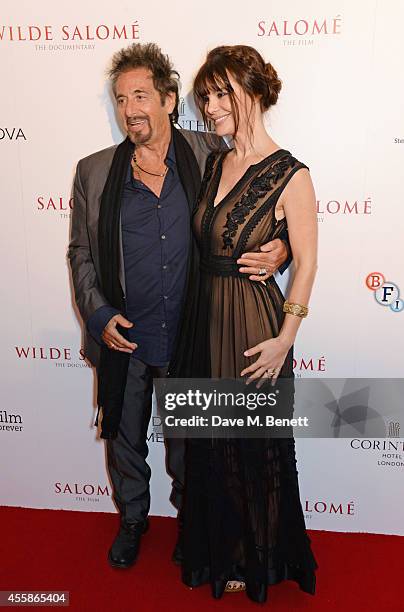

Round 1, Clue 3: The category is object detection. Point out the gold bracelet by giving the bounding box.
[283,300,309,318]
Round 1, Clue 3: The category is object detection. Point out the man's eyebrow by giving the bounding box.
[115,88,149,98]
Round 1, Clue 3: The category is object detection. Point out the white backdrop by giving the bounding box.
[1,0,403,536]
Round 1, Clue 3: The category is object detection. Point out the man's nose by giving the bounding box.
[125,98,140,117]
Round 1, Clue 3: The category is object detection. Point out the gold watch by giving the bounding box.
[283,300,309,318]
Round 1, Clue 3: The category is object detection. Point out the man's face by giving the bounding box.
[114,67,175,145]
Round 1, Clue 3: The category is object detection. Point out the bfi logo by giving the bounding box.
[366,272,404,313]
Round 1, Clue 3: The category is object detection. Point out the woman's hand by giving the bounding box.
[240,337,291,387]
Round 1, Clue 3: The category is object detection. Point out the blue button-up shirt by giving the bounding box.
[87,139,190,366]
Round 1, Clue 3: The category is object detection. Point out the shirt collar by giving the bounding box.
[164,135,176,170]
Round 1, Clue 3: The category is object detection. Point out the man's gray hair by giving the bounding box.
[109,42,180,123]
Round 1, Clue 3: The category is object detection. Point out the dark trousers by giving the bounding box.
[106,357,184,523]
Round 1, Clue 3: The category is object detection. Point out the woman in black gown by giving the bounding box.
[170,45,318,603]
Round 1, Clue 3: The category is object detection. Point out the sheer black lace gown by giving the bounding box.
[170,149,318,603]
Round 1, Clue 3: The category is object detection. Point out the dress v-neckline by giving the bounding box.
[212,148,287,209]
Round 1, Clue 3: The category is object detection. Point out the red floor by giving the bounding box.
[0,506,402,611]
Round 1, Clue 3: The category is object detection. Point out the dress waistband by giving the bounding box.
[199,254,244,277]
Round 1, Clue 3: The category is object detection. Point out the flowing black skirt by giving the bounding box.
[170,261,318,603]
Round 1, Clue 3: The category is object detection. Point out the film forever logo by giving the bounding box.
[0,410,23,433]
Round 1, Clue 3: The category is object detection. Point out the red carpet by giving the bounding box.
[0,506,402,611]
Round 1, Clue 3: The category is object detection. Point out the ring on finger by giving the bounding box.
[258,268,267,276]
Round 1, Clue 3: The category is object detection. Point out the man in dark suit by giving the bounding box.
[68,42,289,569]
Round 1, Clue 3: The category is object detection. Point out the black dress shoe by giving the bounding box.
[108,518,149,569]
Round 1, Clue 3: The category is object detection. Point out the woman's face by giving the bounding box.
[202,72,255,138]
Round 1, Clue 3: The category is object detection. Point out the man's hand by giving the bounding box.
[237,239,288,282]
[102,314,137,353]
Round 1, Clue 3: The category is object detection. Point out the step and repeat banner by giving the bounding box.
[1,1,403,535]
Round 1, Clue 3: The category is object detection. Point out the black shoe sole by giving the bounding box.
[107,552,137,569]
